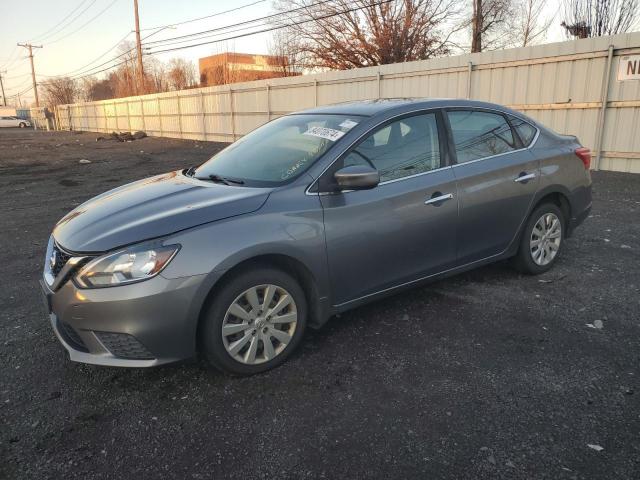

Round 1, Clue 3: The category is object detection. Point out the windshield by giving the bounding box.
[194,114,364,186]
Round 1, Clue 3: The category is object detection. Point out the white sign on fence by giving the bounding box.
[617,55,640,81]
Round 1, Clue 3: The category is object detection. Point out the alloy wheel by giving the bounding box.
[530,212,562,266]
[221,284,298,365]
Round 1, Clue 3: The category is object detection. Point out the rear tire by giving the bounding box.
[514,203,564,275]
[200,267,307,376]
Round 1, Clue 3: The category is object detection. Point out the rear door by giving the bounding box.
[319,111,458,305]
[446,109,540,264]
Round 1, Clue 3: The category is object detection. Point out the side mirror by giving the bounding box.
[333,165,380,191]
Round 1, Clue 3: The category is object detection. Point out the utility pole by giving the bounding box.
[471,0,483,53]
[17,43,42,107]
[133,0,145,94]
[0,71,6,106]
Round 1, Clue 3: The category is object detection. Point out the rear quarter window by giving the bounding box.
[508,115,537,146]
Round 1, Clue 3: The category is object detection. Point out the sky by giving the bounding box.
[0,0,566,106]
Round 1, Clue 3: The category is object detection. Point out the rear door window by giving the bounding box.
[447,110,518,163]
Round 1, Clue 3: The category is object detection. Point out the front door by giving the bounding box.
[319,112,458,306]
[446,109,540,264]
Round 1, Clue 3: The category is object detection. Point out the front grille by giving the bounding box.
[95,332,155,360]
[58,320,88,352]
[51,244,72,277]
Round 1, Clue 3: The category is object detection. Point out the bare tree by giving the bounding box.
[471,0,515,52]
[144,57,169,93]
[511,0,554,46]
[110,41,138,97]
[167,58,197,90]
[268,29,305,76]
[41,77,78,107]
[561,0,640,38]
[79,76,114,101]
[274,0,463,70]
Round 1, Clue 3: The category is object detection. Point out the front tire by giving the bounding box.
[19,122,27,128]
[514,203,564,275]
[200,267,307,375]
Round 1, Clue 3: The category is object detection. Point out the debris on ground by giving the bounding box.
[96,131,147,142]
[538,275,567,284]
[78,159,91,164]
[587,444,604,451]
[586,319,604,329]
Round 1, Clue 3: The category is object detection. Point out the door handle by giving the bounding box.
[514,172,536,183]
[424,192,454,206]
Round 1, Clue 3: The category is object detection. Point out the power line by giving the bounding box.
[141,0,267,31]
[23,0,388,87]
[35,0,99,44]
[17,0,317,84]
[41,31,132,77]
[62,26,169,81]
[38,0,96,42]
[145,0,394,55]
[45,0,122,45]
[29,0,91,42]
[73,0,389,81]
[3,77,33,96]
[143,0,339,47]
[3,72,32,81]
[0,46,19,71]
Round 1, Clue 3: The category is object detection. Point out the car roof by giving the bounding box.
[292,98,519,117]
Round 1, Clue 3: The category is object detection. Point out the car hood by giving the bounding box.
[53,170,271,252]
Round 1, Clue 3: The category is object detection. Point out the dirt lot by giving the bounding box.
[1,128,639,480]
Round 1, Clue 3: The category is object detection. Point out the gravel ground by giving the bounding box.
[0,128,639,480]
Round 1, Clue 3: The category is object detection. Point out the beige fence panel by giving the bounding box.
[57,32,640,173]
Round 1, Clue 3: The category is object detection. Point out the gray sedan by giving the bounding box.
[40,99,592,375]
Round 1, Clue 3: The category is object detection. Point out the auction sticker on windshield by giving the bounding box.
[339,119,358,130]
[304,126,346,142]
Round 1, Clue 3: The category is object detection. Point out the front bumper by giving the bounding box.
[40,271,210,367]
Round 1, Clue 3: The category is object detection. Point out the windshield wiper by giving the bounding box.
[202,173,245,185]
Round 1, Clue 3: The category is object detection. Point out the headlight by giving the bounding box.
[75,243,179,288]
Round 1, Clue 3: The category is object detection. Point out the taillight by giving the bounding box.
[575,147,591,169]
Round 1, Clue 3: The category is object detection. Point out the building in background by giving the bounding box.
[199,52,298,86]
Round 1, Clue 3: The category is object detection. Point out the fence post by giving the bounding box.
[67,106,72,131]
[126,99,132,132]
[593,45,614,171]
[140,99,146,133]
[266,84,271,121]
[199,91,206,140]
[157,97,164,137]
[176,92,183,139]
[314,79,318,106]
[467,61,473,99]
[229,87,236,141]
[377,71,381,99]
